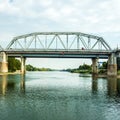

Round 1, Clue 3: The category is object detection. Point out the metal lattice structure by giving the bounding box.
[6,32,111,51]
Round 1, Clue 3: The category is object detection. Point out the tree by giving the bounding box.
[26,64,52,71]
[8,57,21,72]
[79,64,91,70]
[102,62,107,69]
[26,64,35,71]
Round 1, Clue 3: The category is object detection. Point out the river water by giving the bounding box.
[0,71,120,120]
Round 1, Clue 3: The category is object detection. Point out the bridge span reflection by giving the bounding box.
[0,75,25,95]
[0,74,120,97]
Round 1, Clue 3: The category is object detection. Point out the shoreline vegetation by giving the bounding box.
[26,64,53,71]
[1,57,120,78]
[63,63,107,74]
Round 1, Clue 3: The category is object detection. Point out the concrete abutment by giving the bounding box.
[107,53,117,76]
[0,52,8,73]
[92,58,98,74]
[21,57,26,74]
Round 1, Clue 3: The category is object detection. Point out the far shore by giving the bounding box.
[0,71,120,79]
[98,74,120,78]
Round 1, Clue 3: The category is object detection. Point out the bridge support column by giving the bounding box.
[21,57,26,74]
[0,52,8,73]
[107,53,117,76]
[92,58,98,74]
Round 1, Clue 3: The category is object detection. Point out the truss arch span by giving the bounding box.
[6,32,112,51]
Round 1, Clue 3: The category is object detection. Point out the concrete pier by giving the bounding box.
[107,53,117,76]
[92,58,98,74]
[21,57,26,74]
[0,52,8,73]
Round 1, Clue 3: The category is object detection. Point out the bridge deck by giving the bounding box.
[5,49,111,59]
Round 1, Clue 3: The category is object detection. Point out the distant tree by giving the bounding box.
[102,62,107,69]
[65,64,92,73]
[26,64,35,71]
[26,64,52,71]
[8,57,21,72]
[79,64,91,70]
[15,59,21,70]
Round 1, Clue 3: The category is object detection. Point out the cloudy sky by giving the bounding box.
[0,0,120,69]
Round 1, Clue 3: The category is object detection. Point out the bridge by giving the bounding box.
[0,32,118,75]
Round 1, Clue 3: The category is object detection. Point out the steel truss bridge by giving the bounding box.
[1,32,112,58]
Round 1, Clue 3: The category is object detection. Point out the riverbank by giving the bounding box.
[80,73,120,79]
[0,71,21,75]
[0,71,120,79]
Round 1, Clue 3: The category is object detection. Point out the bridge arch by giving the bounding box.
[6,32,111,51]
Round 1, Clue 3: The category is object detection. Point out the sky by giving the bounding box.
[0,0,120,69]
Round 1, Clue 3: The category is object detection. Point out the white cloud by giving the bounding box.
[0,0,120,68]
[0,32,14,48]
[0,0,120,42]
[0,0,19,15]
[0,0,120,33]
[0,0,120,34]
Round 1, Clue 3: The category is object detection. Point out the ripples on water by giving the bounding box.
[0,71,120,120]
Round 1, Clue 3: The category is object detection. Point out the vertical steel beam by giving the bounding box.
[45,35,47,49]
[24,37,26,49]
[56,36,57,49]
[35,35,37,49]
[77,35,79,50]
[88,37,91,49]
[66,34,68,50]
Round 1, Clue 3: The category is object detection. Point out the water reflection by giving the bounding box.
[0,75,25,95]
[0,75,7,95]
[92,75,98,93]
[91,75,120,97]
[117,79,120,95]
[1,73,120,120]
[108,77,120,97]
[0,74,120,98]
[20,75,25,94]
[107,77,117,96]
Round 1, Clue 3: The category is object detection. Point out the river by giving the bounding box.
[0,71,120,120]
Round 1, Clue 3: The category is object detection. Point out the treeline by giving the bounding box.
[26,64,52,71]
[65,62,107,74]
[8,57,52,72]
[66,64,92,73]
[8,57,108,74]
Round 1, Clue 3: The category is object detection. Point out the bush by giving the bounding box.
[117,70,120,75]
[8,57,21,72]
[99,69,107,74]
